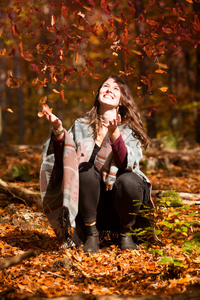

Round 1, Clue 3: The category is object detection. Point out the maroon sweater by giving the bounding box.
[52,134,127,169]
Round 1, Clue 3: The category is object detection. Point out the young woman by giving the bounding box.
[40,75,152,254]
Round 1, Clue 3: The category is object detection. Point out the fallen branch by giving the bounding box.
[0,249,37,270]
[151,190,200,204]
[0,178,43,210]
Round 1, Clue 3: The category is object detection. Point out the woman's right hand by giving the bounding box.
[42,105,63,130]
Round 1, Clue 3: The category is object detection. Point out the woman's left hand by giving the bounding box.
[108,114,121,142]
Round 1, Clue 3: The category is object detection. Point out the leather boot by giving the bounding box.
[119,227,138,250]
[83,224,99,254]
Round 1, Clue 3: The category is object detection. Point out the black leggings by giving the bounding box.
[78,162,149,231]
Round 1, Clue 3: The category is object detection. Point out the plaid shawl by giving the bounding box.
[40,119,151,247]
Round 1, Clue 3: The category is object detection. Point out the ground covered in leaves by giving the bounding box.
[0,144,200,299]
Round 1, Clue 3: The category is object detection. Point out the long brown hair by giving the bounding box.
[80,75,149,149]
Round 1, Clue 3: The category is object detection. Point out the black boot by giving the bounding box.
[83,224,99,254]
[119,227,138,250]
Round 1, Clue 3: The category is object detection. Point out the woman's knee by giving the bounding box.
[79,162,101,191]
[114,172,144,200]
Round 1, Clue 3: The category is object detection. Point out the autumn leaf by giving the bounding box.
[159,87,168,92]
[168,94,177,104]
[18,42,35,61]
[84,56,94,68]
[149,0,155,6]
[60,89,68,103]
[87,0,95,6]
[12,24,20,35]
[6,76,27,88]
[7,108,14,113]
[61,6,69,19]
[132,50,142,55]
[162,27,173,34]
[52,89,60,94]
[101,0,111,14]
[90,72,100,79]
[103,58,111,68]
[148,106,157,116]
[0,48,6,58]
[51,15,55,26]
[31,64,41,74]
[156,62,168,69]
[155,69,167,74]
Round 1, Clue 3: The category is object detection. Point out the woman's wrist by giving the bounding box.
[52,127,64,140]
[109,127,120,143]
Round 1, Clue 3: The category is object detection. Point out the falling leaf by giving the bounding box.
[132,50,142,55]
[159,87,168,92]
[90,72,100,79]
[6,76,27,88]
[51,15,55,26]
[84,56,94,68]
[148,106,157,116]
[156,62,168,69]
[60,89,68,103]
[0,48,6,58]
[168,93,177,104]
[87,0,95,6]
[31,64,40,74]
[52,89,60,94]
[12,24,20,35]
[7,108,14,113]
[162,27,173,34]
[101,0,111,14]
[155,69,167,74]
[61,5,69,19]
[77,11,85,18]
[39,96,47,106]
[75,52,79,65]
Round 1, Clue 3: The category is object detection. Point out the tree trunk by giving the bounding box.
[14,54,25,145]
[134,0,157,138]
[193,2,200,143]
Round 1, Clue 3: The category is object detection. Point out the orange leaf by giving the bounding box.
[60,89,68,103]
[132,50,142,55]
[53,89,60,94]
[43,279,53,287]
[0,48,6,58]
[7,108,14,113]
[162,27,173,34]
[39,96,47,106]
[168,94,177,104]
[75,52,79,65]
[159,87,168,92]
[21,279,31,285]
[156,62,168,69]
[61,6,69,19]
[51,15,55,26]
[155,69,167,74]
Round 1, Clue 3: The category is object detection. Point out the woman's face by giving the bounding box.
[98,78,121,110]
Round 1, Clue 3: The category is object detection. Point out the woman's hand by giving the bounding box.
[108,114,121,142]
[39,104,64,139]
[42,105,63,130]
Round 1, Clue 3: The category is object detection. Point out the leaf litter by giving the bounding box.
[0,146,200,299]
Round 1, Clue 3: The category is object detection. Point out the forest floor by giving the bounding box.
[0,143,200,300]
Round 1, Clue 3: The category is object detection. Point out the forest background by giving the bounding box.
[0,1,200,299]
[1,0,200,148]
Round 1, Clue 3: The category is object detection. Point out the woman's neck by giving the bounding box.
[99,109,117,125]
